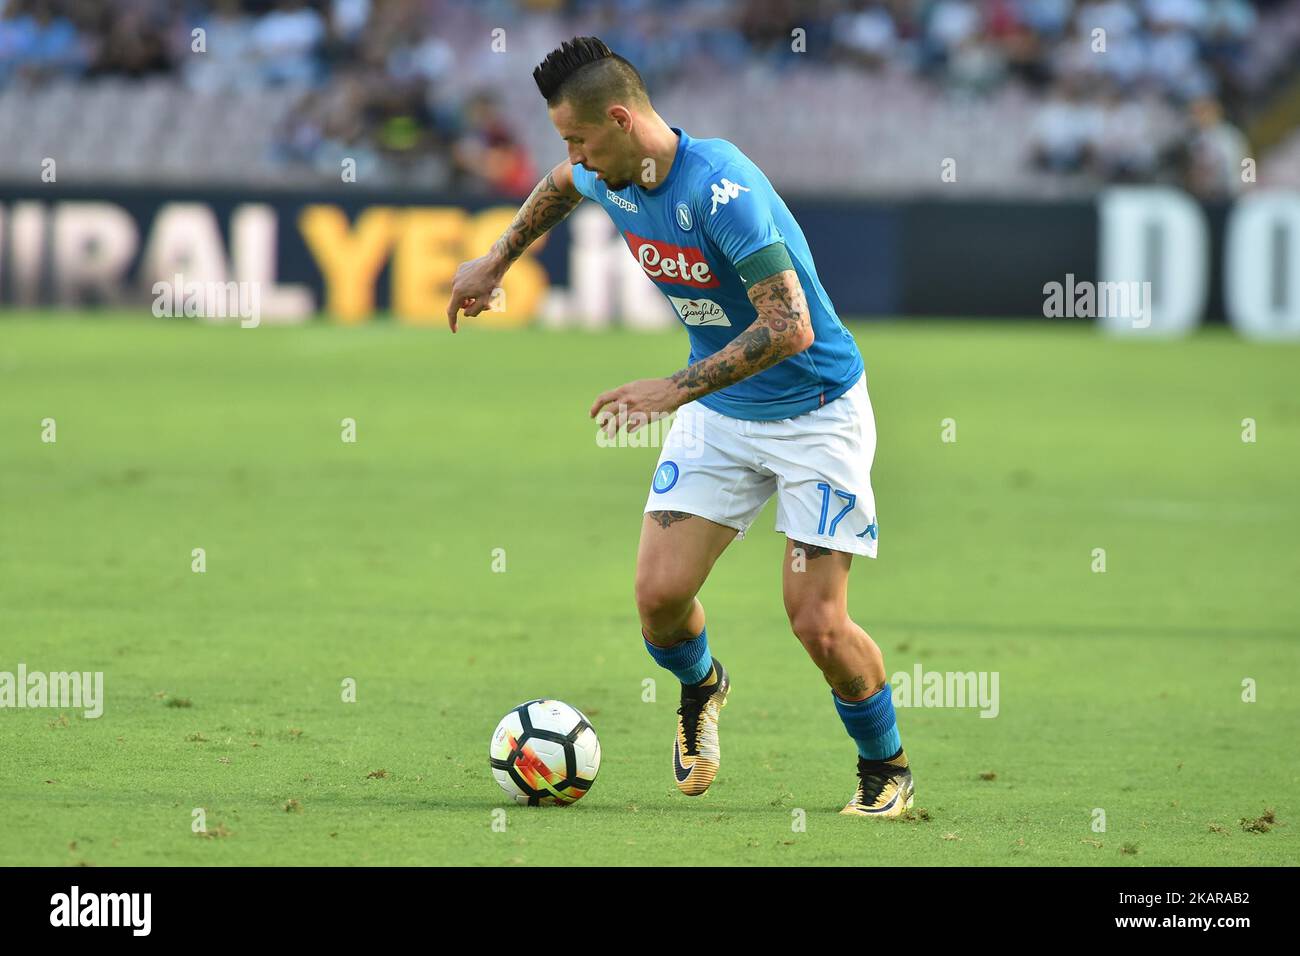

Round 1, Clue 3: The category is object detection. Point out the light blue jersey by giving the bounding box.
[571,128,863,421]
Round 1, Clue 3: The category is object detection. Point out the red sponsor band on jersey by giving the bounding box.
[623,231,719,288]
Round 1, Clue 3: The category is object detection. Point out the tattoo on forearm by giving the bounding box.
[648,510,694,529]
[793,541,834,559]
[491,170,580,264]
[669,271,810,402]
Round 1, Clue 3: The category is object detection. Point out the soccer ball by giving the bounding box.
[490,699,600,806]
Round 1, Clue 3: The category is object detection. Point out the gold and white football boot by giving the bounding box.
[672,658,730,796]
[840,749,915,817]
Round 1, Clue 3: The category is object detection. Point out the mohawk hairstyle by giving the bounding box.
[533,36,649,116]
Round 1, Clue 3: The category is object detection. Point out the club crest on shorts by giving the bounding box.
[652,460,680,493]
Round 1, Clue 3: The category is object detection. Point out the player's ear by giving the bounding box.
[608,104,633,132]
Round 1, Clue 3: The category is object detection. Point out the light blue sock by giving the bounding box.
[833,684,902,761]
[643,627,714,685]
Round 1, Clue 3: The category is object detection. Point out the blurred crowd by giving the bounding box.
[0,0,543,195]
[0,0,1294,197]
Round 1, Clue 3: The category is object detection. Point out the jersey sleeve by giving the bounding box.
[570,163,600,202]
[698,160,785,268]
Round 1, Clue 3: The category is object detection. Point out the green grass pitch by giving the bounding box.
[1,313,1296,866]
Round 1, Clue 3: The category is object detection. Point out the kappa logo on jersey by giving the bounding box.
[667,295,732,327]
[623,231,719,288]
[709,177,750,215]
[608,191,638,213]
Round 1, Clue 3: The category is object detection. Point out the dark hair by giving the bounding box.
[533,36,648,116]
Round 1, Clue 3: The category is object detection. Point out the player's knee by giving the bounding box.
[788,603,846,661]
[634,574,695,635]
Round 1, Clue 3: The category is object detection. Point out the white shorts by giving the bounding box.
[643,373,879,557]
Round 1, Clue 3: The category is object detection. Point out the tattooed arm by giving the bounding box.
[488,162,583,265]
[590,269,814,435]
[669,269,813,403]
[446,161,582,331]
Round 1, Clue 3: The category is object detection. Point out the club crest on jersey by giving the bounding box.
[709,178,750,215]
[675,202,693,232]
[623,231,718,288]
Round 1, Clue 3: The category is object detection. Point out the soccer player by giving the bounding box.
[446,37,913,817]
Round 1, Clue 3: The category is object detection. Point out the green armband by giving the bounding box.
[735,242,793,290]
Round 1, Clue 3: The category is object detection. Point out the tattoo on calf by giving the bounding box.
[649,510,694,529]
[836,675,876,700]
[837,675,870,699]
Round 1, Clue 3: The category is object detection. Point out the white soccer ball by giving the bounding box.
[489,699,601,806]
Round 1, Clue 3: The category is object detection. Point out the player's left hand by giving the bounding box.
[590,378,682,438]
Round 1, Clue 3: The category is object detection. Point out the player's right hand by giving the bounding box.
[446,253,507,333]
